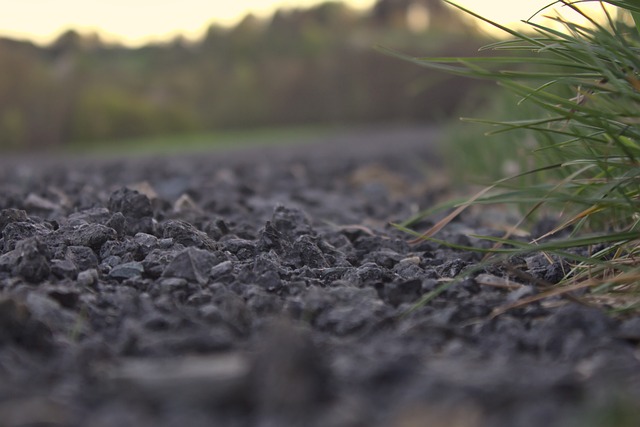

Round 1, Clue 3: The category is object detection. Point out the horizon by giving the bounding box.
[0,1,605,48]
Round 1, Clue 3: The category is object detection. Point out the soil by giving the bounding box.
[0,125,639,427]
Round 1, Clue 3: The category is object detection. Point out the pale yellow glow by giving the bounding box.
[0,0,619,46]
[454,0,617,36]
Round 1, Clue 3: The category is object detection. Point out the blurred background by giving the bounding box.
[0,0,564,154]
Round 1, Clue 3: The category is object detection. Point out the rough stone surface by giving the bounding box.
[0,128,638,427]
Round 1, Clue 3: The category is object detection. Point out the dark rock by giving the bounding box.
[222,238,256,260]
[438,258,467,278]
[244,286,281,315]
[364,249,403,269]
[378,278,422,307]
[257,220,290,253]
[109,262,145,281]
[0,297,54,354]
[60,223,118,251]
[271,205,314,238]
[162,220,217,250]
[106,212,127,236]
[133,233,158,257]
[157,238,174,249]
[249,253,285,293]
[108,188,154,235]
[13,237,51,283]
[77,268,99,288]
[525,253,569,284]
[99,239,137,263]
[0,208,28,231]
[45,284,81,309]
[162,247,222,285]
[252,251,282,275]
[319,267,348,283]
[157,278,189,293]
[256,269,282,293]
[210,260,233,281]
[65,246,99,271]
[0,247,21,272]
[108,187,153,218]
[393,257,424,280]
[100,255,123,273]
[345,262,389,286]
[291,235,328,268]
[311,286,388,336]
[50,258,78,279]
[202,217,231,241]
[142,249,177,279]
[2,220,52,252]
[68,207,112,224]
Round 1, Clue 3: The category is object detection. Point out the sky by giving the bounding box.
[0,1,612,46]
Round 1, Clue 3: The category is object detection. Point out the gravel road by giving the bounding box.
[0,125,639,427]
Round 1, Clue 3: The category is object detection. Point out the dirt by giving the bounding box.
[0,126,639,427]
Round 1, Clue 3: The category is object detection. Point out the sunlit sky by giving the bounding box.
[0,1,611,46]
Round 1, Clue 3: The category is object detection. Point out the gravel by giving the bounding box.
[0,126,639,427]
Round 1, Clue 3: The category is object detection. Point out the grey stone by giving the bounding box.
[50,259,78,279]
[2,221,52,252]
[109,262,145,280]
[62,223,118,250]
[108,188,154,235]
[77,269,99,287]
[68,207,111,224]
[13,237,51,283]
[162,220,217,250]
[65,246,99,271]
[161,247,221,285]
[134,232,158,256]
[0,208,28,232]
[210,260,233,280]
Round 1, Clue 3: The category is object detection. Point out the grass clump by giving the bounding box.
[386,0,640,316]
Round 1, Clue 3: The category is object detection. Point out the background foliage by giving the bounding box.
[0,0,486,150]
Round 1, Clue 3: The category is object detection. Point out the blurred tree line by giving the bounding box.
[0,0,487,149]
